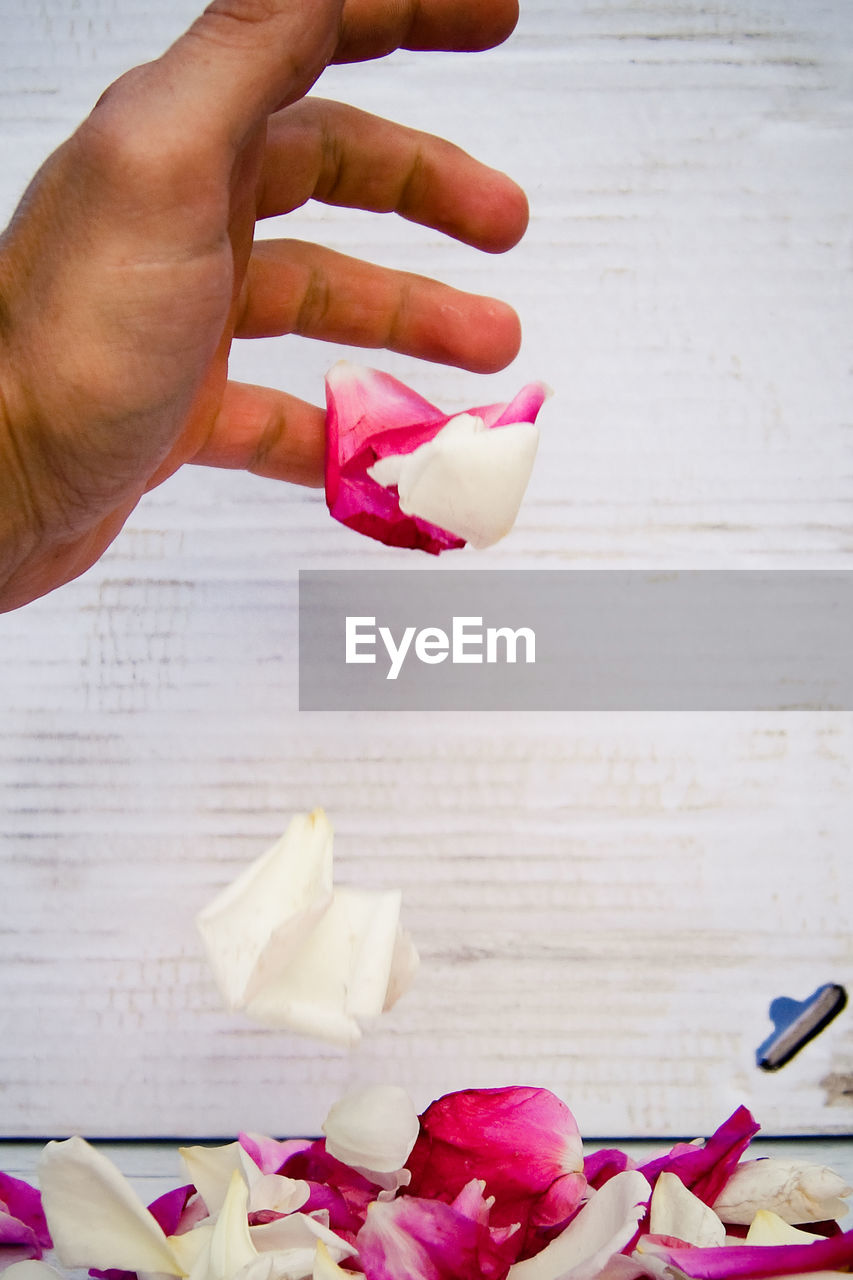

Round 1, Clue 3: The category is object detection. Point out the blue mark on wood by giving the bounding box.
[757,983,847,1071]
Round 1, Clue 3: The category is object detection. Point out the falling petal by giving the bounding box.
[323,1086,420,1178]
[507,1171,651,1280]
[382,928,420,1014]
[245,887,411,1047]
[38,1138,181,1275]
[198,814,416,1047]
[649,1174,725,1248]
[713,1161,851,1226]
[197,811,334,1011]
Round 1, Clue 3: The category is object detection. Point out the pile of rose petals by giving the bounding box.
[2,1086,851,1280]
[325,363,548,554]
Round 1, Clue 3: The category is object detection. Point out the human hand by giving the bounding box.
[0,0,527,611]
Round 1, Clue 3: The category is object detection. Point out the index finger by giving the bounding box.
[334,0,519,61]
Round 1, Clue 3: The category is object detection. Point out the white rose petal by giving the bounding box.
[197,812,417,1047]
[312,1241,353,1280]
[368,414,540,549]
[322,1085,420,1178]
[649,1172,726,1247]
[38,1137,182,1275]
[508,1171,651,1280]
[245,887,412,1047]
[745,1209,822,1245]
[714,1158,852,1225]
[247,1174,310,1217]
[2,1266,65,1280]
[197,811,334,1010]
[207,1171,257,1280]
[249,1213,354,1263]
[179,1143,247,1219]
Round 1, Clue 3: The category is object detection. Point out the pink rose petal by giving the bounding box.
[0,1177,50,1254]
[0,1214,42,1270]
[637,1227,853,1277]
[238,1134,313,1177]
[637,1107,760,1206]
[279,1139,376,1231]
[358,1192,512,1280]
[406,1086,586,1243]
[584,1151,637,1191]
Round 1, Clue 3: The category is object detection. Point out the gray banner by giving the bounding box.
[298,571,853,711]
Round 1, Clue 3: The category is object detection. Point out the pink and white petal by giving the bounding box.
[713,1161,851,1227]
[323,1086,420,1177]
[325,362,443,474]
[506,1171,651,1280]
[179,1144,246,1218]
[325,363,548,554]
[635,1227,853,1278]
[649,1174,726,1248]
[38,1139,181,1275]
[239,1137,313,1178]
[196,811,334,1012]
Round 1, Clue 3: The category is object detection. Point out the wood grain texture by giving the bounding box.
[1,0,852,1139]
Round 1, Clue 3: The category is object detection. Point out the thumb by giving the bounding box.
[158,0,344,147]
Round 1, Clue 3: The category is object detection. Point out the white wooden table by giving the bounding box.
[1,0,852,1143]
